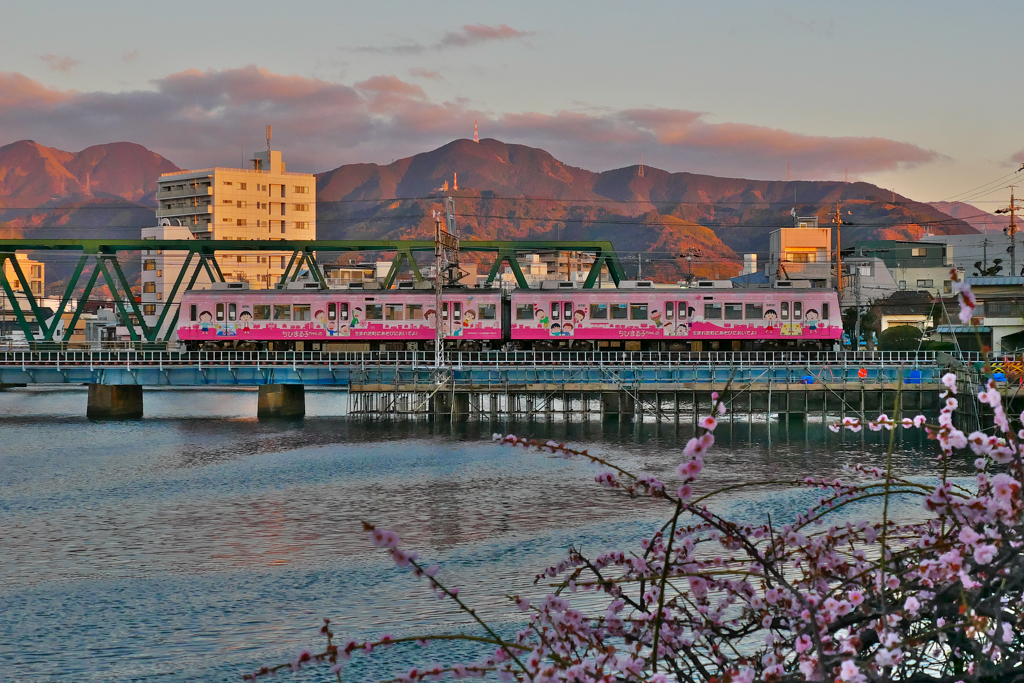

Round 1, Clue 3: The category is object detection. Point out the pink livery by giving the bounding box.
[177,289,501,343]
[509,289,841,343]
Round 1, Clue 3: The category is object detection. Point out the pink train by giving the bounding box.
[176,282,842,352]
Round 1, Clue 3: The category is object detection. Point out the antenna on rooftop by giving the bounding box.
[473,120,479,143]
[266,125,272,153]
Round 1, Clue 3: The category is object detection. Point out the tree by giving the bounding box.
[877,324,921,350]
[973,258,1003,277]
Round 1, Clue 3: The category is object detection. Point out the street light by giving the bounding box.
[679,248,702,285]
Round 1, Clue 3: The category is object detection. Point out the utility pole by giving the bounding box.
[834,202,844,300]
[852,267,862,350]
[637,253,642,280]
[679,248,701,285]
[995,186,1021,276]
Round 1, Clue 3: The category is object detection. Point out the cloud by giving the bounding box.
[0,66,943,180]
[39,54,81,74]
[122,49,139,62]
[408,67,443,81]
[436,23,533,49]
[356,23,533,54]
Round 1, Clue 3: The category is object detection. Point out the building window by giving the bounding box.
[943,280,953,294]
[222,181,233,186]
[789,252,811,263]
[156,270,161,277]
[294,221,308,230]
[911,248,926,257]
[157,293,163,301]
[236,200,246,208]
[293,186,309,194]
[239,183,246,190]
[143,282,156,293]
[32,281,41,294]
[236,219,246,226]
[143,260,156,271]
[143,304,156,316]
[899,281,907,290]
[916,279,933,288]
[293,204,309,212]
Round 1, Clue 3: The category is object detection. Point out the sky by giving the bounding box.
[2,0,1022,207]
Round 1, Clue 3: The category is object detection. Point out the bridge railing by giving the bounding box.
[0,349,973,368]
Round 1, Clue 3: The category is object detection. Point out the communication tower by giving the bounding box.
[473,121,479,143]
[638,152,644,178]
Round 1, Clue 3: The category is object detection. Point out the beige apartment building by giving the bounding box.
[154,150,316,289]
[1,253,45,301]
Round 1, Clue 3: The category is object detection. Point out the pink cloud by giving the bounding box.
[0,66,943,179]
[356,23,534,54]
[39,54,81,74]
[408,68,443,81]
[437,23,534,48]
[356,75,426,98]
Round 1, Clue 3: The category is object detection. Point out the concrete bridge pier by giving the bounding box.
[257,384,305,419]
[432,391,469,419]
[87,384,144,419]
[601,392,635,418]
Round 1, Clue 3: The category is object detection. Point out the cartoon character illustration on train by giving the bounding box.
[175,280,842,352]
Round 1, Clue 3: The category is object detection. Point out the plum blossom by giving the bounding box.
[974,544,998,565]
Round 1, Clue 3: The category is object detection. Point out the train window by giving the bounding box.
[821,302,830,321]
[294,305,311,322]
[452,302,462,322]
[590,303,608,319]
[366,304,383,320]
[793,302,802,320]
[666,302,674,319]
[611,303,628,319]
[190,304,197,322]
[407,304,424,320]
[340,303,349,321]
[328,303,336,321]
[704,303,722,319]
[479,303,496,320]
[254,305,270,320]
[630,304,648,320]
[725,303,742,320]
[442,303,448,321]
[216,303,225,321]
[745,303,763,319]
[516,304,534,320]
[228,303,236,321]
[386,304,404,321]
[273,304,291,320]
[551,303,560,320]
[781,302,790,320]
[563,302,572,320]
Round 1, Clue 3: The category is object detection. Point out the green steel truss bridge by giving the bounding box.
[0,239,627,345]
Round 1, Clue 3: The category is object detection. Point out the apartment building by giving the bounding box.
[768,217,833,288]
[850,241,952,297]
[140,222,214,338]
[1,253,45,301]
[154,149,315,289]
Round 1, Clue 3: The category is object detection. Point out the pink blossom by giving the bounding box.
[677,484,693,500]
[848,590,864,606]
[392,549,412,567]
[992,473,1020,499]
[914,414,927,427]
[941,373,958,393]
[904,596,920,615]
[839,659,867,683]
[973,544,998,565]
[370,529,400,549]
[795,634,813,653]
[698,415,718,431]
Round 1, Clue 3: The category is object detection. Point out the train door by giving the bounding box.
[547,299,574,339]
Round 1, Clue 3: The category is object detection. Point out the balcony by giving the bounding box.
[157,185,213,199]
[156,205,213,218]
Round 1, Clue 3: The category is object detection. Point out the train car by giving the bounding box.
[510,284,841,351]
[177,284,503,351]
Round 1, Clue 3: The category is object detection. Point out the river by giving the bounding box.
[0,386,964,682]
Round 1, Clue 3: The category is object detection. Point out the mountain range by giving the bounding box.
[0,137,983,283]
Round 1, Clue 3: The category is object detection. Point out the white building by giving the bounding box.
[154,149,315,290]
[140,221,214,339]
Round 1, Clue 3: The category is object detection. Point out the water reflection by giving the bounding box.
[0,388,966,682]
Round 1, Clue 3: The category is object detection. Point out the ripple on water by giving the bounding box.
[0,388,961,681]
